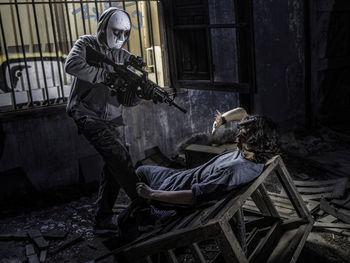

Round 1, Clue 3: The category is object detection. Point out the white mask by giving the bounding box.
[106,11,131,49]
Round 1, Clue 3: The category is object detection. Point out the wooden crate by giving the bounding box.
[103,156,314,263]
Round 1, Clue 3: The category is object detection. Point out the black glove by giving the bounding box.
[152,90,165,104]
[103,71,118,88]
[140,81,154,100]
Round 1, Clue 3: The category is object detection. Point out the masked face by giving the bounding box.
[106,11,131,49]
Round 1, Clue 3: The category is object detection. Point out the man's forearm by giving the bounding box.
[151,190,195,205]
[222,107,248,123]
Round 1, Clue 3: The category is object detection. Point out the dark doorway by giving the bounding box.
[308,0,350,132]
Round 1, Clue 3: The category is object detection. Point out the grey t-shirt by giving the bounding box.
[143,150,264,204]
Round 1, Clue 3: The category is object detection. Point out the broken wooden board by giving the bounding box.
[318,214,337,223]
[28,230,49,250]
[313,222,350,229]
[320,198,350,224]
[39,250,47,263]
[26,244,35,256]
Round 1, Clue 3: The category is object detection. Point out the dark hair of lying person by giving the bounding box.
[236,115,280,164]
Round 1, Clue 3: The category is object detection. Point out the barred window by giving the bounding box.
[162,0,255,96]
[0,0,165,112]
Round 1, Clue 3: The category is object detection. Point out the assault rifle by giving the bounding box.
[85,46,187,114]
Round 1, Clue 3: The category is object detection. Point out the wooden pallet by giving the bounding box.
[95,156,314,263]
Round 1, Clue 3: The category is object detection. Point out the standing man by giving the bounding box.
[65,7,142,232]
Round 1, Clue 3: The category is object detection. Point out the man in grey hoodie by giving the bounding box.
[65,7,143,232]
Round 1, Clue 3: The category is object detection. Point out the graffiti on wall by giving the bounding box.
[71,1,143,30]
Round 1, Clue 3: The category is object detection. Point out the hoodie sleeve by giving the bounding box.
[65,36,108,84]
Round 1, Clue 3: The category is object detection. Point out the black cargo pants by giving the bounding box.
[75,116,138,221]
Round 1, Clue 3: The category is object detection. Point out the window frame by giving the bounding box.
[160,0,256,107]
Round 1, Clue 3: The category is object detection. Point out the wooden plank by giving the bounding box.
[174,210,202,230]
[293,178,347,187]
[28,230,49,250]
[257,184,280,218]
[245,200,295,217]
[216,220,248,263]
[291,222,313,263]
[301,192,332,200]
[320,199,350,224]
[269,193,319,214]
[26,244,35,256]
[319,214,337,223]
[167,249,178,263]
[248,222,281,263]
[251,189,270,216]
[296,185,334,193]
[321,228,350,237]
[123,222,219,261]
[331,180,348,199]
[245,217,281,233]
[39,250,47,263]
[314,222,350,229]
[190,243,206,263]
[266,223,311,263]
[275,158,311,220]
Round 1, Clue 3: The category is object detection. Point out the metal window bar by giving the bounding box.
[135,1,143,58]
[79,0,87,35]
[146,1,158,84]
[94,0,99,21]
[0,13,17,109]
[14,0,33,107]
[0,0,162,112]
[31,0,50,105]
[48,0,65,99]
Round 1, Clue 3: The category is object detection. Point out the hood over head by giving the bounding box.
[97,7,131,48]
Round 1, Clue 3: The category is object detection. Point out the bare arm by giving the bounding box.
[212,107,248,134]
[136,183,195,205]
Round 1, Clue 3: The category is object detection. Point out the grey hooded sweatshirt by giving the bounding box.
[65,8,139,123]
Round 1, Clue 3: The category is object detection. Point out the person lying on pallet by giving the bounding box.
[135,107,280,206]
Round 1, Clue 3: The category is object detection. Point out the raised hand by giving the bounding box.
[212,109,223,135]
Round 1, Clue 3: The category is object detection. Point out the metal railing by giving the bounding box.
[0,0,163,112]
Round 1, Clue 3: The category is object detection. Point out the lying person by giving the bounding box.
[135,107,280,206]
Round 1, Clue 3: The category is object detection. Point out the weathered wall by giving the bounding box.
[0,90,239,195]
[0,0,308,196]
[252,0,306,131]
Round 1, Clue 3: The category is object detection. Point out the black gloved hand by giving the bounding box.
[152,91,165,104]
[140,81,154,100]
[103,71,118,88]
